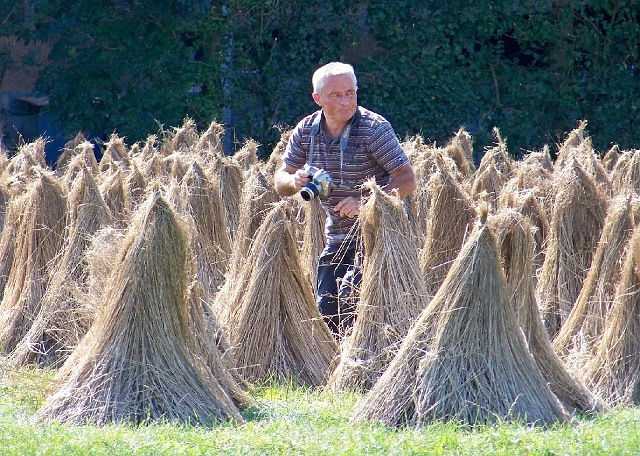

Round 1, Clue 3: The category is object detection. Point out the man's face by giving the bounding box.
[312,74,357,126]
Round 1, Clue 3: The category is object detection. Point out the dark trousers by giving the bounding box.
[316,242,362,336]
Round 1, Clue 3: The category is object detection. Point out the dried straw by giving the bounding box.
[0,194,22,301]
[164,117,199,155]
[195,120,225,161]
[98,169,130,228]
[488,209,605,415]
[125,162,149,214]
[536,159,608,337]
[355,207,568,427]
[553,195,633,365]
[34,191,244,426]
[419,165,476,297]
[444,127,476,178]
[0,171,68,353]
[601,144,620,174]
[300,197,327,296]
[60,142,100,190]
[581,227,640,406]
[9,169,113,368]
[55,132,88,174]
[234,138,260,171]
[226,201,338,386]
[498,190,549,278]
[99,134,131,174]
[262,128,290,176]
[328,182,427,392]
[216,166,279,320]
[187,279,253,410]
[176,161,231,305]
[210,156,244,243]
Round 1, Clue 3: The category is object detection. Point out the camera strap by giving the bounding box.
[307,111,355,189]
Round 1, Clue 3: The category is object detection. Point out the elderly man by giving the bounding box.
[275,61,416,336]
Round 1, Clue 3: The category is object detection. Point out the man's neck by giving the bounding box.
[323,119,348,138]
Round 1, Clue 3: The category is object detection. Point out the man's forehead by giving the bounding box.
[322,76,357,91]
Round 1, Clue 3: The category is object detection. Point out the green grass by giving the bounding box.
[2,369,640,455]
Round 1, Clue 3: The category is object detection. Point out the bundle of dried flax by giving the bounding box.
[226,201,338,386]
[328,182,427,392]
[34,191,244,426]
[355,207,568,427]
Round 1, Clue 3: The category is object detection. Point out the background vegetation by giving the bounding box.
[1,0,639,159]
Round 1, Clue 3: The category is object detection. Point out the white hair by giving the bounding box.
[312,62,357,94]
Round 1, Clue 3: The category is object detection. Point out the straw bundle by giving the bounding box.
[553,195,634,361]
[475,129,514,178]
[6,139,47,191]
[581,227,640,406]
[0,195,22,301]
[488,209,605,415]
[355,208,568,427]
[216,167,280,320]
[99,134,131,174]
[135,135,159,164]
[554,121,588,170]
[124,163,149,214]
[0,172,68,353]
[609,150,632,194]
[34,191,243,425]
[177,161,231,305]
[226,201,338,386]
[60,142,100,190]
[165,117,199,155]
[210,156,244,243]
[165,152,189,182]
[9,170,113,368]
[0,180,9,235]
[262,128,290,176]
[498,190,550,278]
[234,138,260,171]
[300,196,327,295]
[195,120,225,160]
[601,145,620,174]
[444,127,476,178]
[55,132,88,174]
[187,279,253,409]
[470,162,508,208]
[328,182,427,392]
[554,124,611,196]
[536,159,608,337]
[522,146,554,172]
[618,149,640,195]
[400,135,427,164]
[98,169,130,228]
[419,166,476,297]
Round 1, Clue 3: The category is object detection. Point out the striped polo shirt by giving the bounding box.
[283,106,410,245]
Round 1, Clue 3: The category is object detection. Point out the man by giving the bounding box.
[274,62,416,336]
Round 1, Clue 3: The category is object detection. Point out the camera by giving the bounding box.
[300,166,335,201]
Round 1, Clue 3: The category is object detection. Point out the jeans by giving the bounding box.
[316,241,362,335]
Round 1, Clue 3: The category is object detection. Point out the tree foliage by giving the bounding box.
[4,0,640,157]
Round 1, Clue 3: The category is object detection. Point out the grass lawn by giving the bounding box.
[1,368,640,455]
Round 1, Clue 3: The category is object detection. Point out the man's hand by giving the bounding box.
[275,163,310,197]
[291,168,311,192]
[334,196,360,218]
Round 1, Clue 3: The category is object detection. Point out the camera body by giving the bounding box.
[300,166,335,201]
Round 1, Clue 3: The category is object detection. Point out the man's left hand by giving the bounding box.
[334,197,360,218]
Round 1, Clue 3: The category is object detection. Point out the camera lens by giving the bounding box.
[300,182,320,201]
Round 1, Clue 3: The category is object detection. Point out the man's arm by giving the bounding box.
[383,163,417,199]
[274,163,311,197]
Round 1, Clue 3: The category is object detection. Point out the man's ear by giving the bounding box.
[312,92,321,105]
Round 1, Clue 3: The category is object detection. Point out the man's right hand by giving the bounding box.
[274,163,310,197]
[291,168,311,192]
